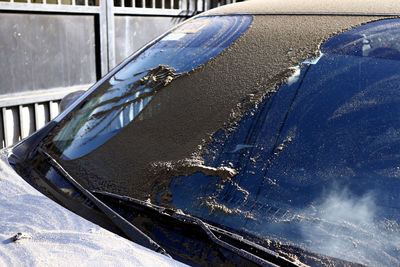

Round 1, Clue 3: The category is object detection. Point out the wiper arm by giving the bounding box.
[39,149,170,257]
[92,190,300,267]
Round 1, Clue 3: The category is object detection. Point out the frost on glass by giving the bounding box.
[166,19,400,266]
[52,15,252,159]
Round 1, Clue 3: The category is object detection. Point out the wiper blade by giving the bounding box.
[92,190,300,267]
[39,149,170,257]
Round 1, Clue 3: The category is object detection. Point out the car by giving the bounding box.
[5,0,400,266]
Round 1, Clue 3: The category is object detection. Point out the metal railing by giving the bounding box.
[0,85,91,147]
[0,0,98,6]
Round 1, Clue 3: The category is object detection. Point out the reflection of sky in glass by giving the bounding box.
[53,15,252,159]
[168,19,400,266]
[322,18,400,59]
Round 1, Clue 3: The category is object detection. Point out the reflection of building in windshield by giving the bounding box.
[83,66,176,142]
[52,15,252,160]
[53,66,176,159]
[88,65,176,132]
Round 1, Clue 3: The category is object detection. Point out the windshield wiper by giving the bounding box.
[91,190,300,267]
[37,148,298,266]
[39,149,170,257]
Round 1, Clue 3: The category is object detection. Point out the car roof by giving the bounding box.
[202,0,400,16]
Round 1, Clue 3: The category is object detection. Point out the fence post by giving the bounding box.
[106,0,116,70]
[99,0,116,75]
[99,0,109,76]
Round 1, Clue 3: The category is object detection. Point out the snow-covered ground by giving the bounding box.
[0,150,185,267]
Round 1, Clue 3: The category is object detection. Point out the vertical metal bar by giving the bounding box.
[18,105,24,139]
[34,103,49,130]
[85,0,88,6]
[161,0,165,9]
[2,108,8,148]
[121,0,125,7]
[99,0,109,76]
[49,101,55,120]
[106,0,116,70]
[72,0,76,5]
[34,103,41,130]
[152,0,155,8]
[5,106,19,146]
[49,101,59,120]
[27,0,32,4]
[0,109,3,149]
[142,0,145,8]
[34,103,40,131]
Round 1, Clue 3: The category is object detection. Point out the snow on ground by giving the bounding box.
[0,150,186,267]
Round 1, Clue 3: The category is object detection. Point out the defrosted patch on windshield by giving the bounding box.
[52,15,252,160]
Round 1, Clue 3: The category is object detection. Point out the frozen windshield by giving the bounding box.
[44,17,400,266]
[51,15,252,159]
[166,19,400,266]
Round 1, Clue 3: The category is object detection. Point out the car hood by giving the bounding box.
[0,149,184,267]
